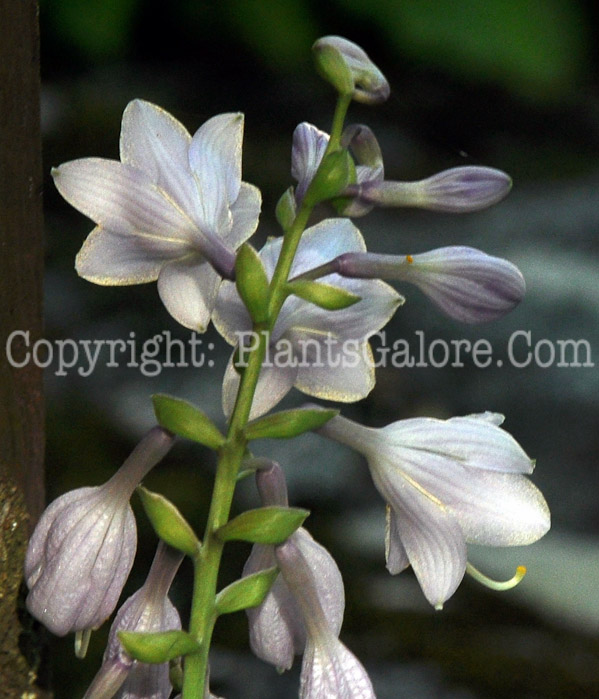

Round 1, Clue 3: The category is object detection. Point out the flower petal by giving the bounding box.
[53,158,194,241]
[188,113,244,235]
[75,226,186,285]
[300,637,375,699]
[119,99,199,217]
[221,351,298,419]
[157,254,220,332]
[378,415,535,475]
[291,122,330,203]
[224,182,262,248]
[385,506,410,574]
[387,486,467,608]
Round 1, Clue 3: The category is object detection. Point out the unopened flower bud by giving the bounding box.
[335,246,526,323]
[313,36,390,104]
[357,166,512,213]
[25,427,174,637]
[84,542,183,699]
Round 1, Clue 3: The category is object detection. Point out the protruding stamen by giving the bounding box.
[75,628,92,659]
[466,562,527,591]
[406,254,414,264]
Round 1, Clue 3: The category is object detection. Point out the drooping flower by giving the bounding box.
[316,411,550,608]
[243,462,344,670]
[25,427,175,636]
[275,539,375,699]
[329,245,526,323]
[213,218,402,419]
[52,99,261,331]
[84,542,183,699]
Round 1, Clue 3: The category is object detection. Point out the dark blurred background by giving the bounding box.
[39,0,599,696]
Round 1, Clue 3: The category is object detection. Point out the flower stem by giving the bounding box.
[181,93,352,698]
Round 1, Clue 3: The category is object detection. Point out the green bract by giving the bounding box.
[152,394,224,449]
[235,243,270,323]
[118,629,200,664]
[215,567,279,615]
[245,408,339,441]
[216,506,309,544]
[137,486,200,557]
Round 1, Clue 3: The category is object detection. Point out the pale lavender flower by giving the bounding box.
[25,427,174,636]
[333,245,526,323]
[244,463,344,670]
[84,542,183,699]
[275,539,375,699]
[213,218,401,419]
[313,36,390,105]
[317,411,550,609]
[52,99,261,331]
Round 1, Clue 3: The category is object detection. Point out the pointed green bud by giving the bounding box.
[216,506,309,544]
[275,186,297,232]
[313,36,390,104]
[312,39,354,96]
[117,629,200,664]
[235,243,270,324]
[303,149,355,207]
[286,279,361,311]
[215,567,279,615]
[245,407,339,441]
[136,486,200,557]
[152,394,224,450]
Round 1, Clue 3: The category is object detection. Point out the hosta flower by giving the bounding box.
[214,218,401,419]
[275,539,375,699]
[244,463,344,670]
[330,245,526,323]
[52,99,261,331]
[84,542,183,699]
[25,427,174,636]
[317,411,550,608]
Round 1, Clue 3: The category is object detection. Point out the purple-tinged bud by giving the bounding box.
[357,166,512,213]
[313,36,390,105]
[275,540,375,699]
[244,464,344,671]
[339,124,384,217]
[336,246,526,323]
[25,427,175,637]
[292,123,330,206]
[84,542,183,699]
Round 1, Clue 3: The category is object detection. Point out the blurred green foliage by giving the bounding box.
[42,0,589,101]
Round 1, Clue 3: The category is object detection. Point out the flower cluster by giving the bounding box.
[27,35,551,699]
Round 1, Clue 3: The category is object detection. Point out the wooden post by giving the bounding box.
[0,0,47,694]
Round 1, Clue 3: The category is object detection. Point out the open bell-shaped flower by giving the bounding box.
[275,539,375,699]
[213,218,401,419]
[52,99,261,331]
[316,411,550,609]
[24,427,175,637]
[330,245,526,323]
[83,541,183,699]
[243,462,344,671]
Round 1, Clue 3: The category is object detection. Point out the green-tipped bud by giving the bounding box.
[235,243,270,323]
[275,186,297,231]
[313,36,390,104]
[304,149,355,207]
